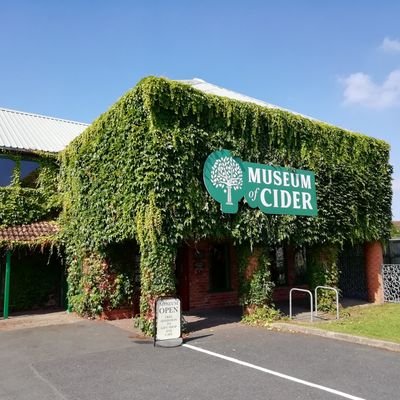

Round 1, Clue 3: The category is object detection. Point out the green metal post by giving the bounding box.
[3,250,11,319]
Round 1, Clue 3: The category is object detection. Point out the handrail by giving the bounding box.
[289,288,313,322]
[315,286,339,320]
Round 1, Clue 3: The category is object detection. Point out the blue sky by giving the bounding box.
[1,1,399,219]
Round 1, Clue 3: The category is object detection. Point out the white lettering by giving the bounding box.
[302,192,313,210]
[280,190,291,208]
[273,170,282,186]
[273,188,279,206]
[293,191,301,209]
[260,188,273,207]
[301,174,311,189]
[282,172,290,187]
[248,167,260,183]
[262,169,272,185]
[290,173,300,188]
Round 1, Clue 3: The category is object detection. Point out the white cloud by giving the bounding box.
[341,70,400,109]
[393,178,400,192]
[381,37,400,53]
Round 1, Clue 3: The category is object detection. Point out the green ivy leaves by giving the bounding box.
[0,155,60,229]
[60,76,392,321]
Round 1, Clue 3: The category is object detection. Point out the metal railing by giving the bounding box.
[289,286,340,322]
[315,286,339,320]
[289,288,313,322]
[382,264,400,303]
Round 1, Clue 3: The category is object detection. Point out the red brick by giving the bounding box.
[187,240,239,310]
[364,241,384,303]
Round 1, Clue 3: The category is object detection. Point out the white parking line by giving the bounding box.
[183,344,366,400]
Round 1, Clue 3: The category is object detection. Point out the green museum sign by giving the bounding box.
[203,149,318,216]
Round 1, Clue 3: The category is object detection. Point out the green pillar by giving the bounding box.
[3,250,11,319]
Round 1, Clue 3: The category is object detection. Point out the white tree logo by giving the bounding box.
[211,156,243,205]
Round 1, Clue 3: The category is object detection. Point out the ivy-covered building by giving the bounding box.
[0,78,393,327]
[0,108,88,315]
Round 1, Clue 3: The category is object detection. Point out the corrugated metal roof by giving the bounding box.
[180,78,318,122]
[0,107,89,153]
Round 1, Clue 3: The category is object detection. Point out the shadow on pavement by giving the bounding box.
[183,334,213,343]
[184,306,243,333]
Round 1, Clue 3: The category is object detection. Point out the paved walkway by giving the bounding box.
[1,301,399,354]
[0,309,82,331]
[183,302,400,353]
[184,306,243,332]
[3,315,400,400]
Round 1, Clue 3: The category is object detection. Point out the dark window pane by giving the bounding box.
[209,243,230,291]
[388,240,400,264]
[0,158,15,186]
[294,247,307,284]
[20,160,40,188]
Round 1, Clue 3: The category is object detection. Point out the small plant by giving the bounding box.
[242,306,281,327]
[134,315,154,336]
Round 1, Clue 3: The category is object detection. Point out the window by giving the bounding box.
[294,247,307,284]
[20,160,40,188]
[271,246,287,286]
[270,246,307,286]
[0,157,15,186]
[386,240,400,264]
[209,243,231,291]
[0,158,41,188]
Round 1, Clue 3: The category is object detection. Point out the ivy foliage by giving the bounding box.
[60,76,392,323]
[0,152,60,228]
[237,245,274,307]
[307,245,340,312]
[67,252,133,316]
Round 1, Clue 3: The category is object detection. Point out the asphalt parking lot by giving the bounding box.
[0,311,398,400]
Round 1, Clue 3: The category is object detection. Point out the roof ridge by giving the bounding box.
[178,78,318,122]
[0,107,89,126]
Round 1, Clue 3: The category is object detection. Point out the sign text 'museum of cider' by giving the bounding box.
[203,149,318,216]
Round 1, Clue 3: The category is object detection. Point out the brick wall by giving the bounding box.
[365,241,384,304]
[187,240,239,310]
[244,248,262,279]
[272,285,308,302]
[243,245,306,304]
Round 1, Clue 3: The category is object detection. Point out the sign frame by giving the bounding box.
[154,296,183,348]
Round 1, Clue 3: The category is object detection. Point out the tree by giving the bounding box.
[391,222,400,238]
[211,156,243,205]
